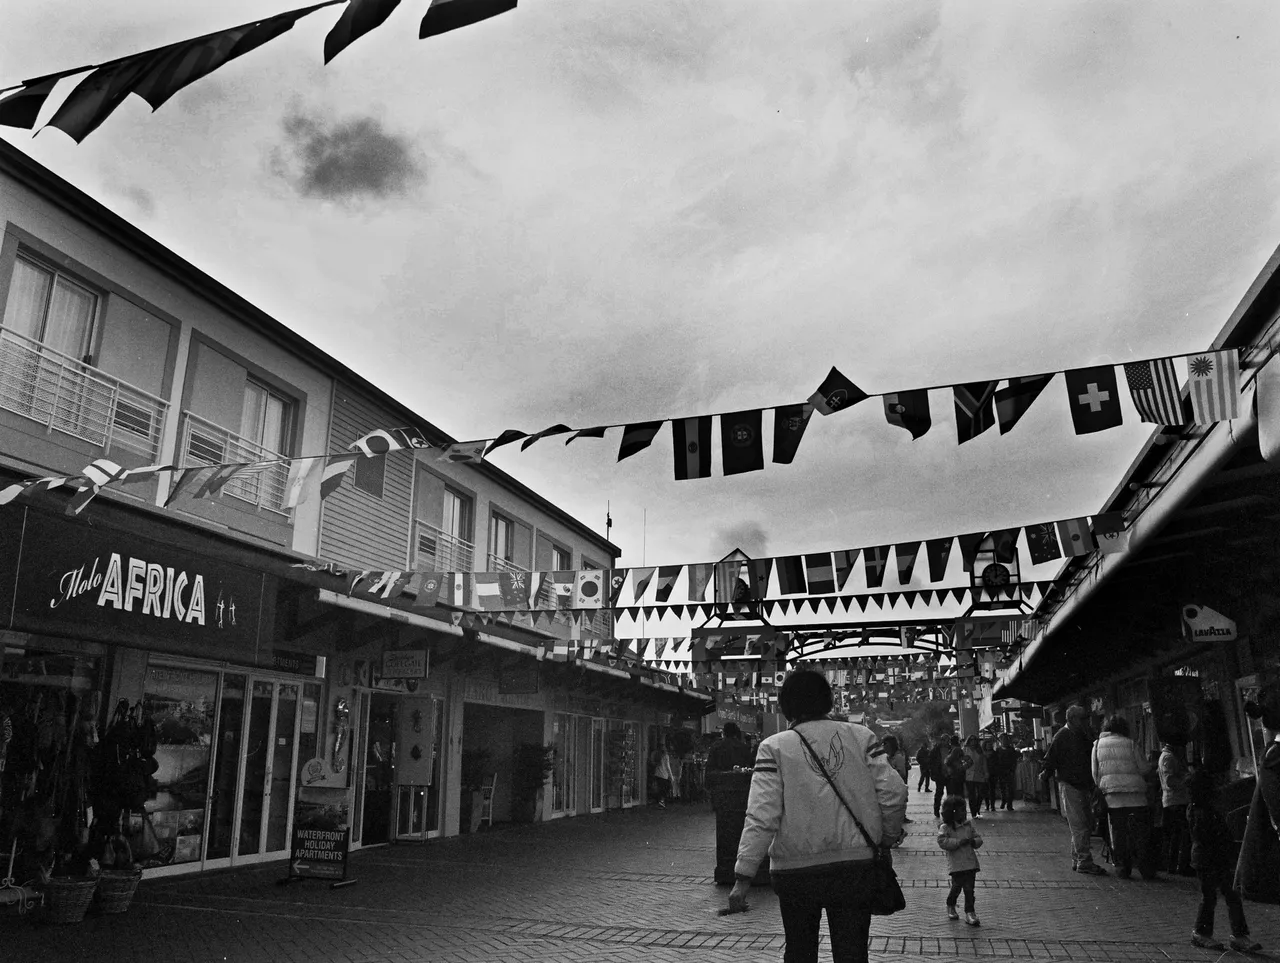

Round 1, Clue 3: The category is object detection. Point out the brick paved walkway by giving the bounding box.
[4,791,1278,962]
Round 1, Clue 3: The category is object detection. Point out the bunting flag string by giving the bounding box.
[0,0,518,141]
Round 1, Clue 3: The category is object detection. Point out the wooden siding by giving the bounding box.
[319,381,413,570]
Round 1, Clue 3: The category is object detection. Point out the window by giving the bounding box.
[353,453,385,498]
[553,546,572,571]
[3,255,98,360]
[241,378,293,455]
[490,514,513,562]
[582,557,602,572]
[442,489,471,540]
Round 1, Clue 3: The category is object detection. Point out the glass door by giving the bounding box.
[396,697,445,840]
[589,718,605,813]
[552,714,578,816]
[206,674,246,861]
[236,680,302,862]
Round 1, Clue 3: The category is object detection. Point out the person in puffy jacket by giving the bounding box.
[963,737,988,819]
[1091,716,1155,879]
[728,671,907,963]
[937,794,983,927]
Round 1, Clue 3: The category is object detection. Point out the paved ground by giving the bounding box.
[4,790,1279,963]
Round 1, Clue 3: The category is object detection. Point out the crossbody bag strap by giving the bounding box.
[792,725,879,852]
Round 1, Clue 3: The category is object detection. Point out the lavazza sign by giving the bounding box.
[51,554,211,624]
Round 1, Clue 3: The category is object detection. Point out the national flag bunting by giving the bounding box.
[808,367,868,416]
[325,0,402,63]
[804,553,835,594]
[1025,523,1062,565]
[720,409,764,475]
[672,416,712,480]
[0,76,59,130]
[864,545,890,588]
[653,566,681,603]
[994,375,1052,435]
[1124,359,1184,425]
[1187,349,1240,424]
[1056,517,1095,556]
[776,556,806,595]
[484,429,529,455]
[957,532,986,572]
[437,440,487,463]
[575,570,604,608]
[617,421,663,461]
[419,0,517,39]
[953,382,998,444]
[320,452,360,497]
[745,558,773,601]
[883,389,931,440]
[520,424,572,450]
[1065,365,1122,435]
[284,457,319,509]
[1091,512,1129,554]
[631,567,656,601]
[895,542,920,584]
[833,549,859,591]
[925,538,952,582]
[565,426,608,444]
[687,563,714,602]
[772,403,813,464]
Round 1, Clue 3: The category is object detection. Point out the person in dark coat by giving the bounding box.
[708,722,756,771]
[1187,769,1262,952]
[916,741,932,793]
[1236,687,1280,903]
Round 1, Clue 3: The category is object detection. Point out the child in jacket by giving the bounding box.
[1186,769,1262,953]
[937,794,983,927]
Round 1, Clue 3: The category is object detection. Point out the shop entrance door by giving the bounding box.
[394,697,444,840]
[589,718,605,813]
[360,693,397,845]
[205,675,303,867]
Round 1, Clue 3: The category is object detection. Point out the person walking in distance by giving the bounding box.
[727,671,907,963]
[962,736,988,820]
[937,794,983,927]
[916,740,932,793]
[1187,768,1263,953]
[1091,716,1156,879]
[1159,739,1193,875]
[993,734,1018,811]
[1042,705,1106,875]
[708,722,756,772]
[883,736,912,825]
[930,737,949,819]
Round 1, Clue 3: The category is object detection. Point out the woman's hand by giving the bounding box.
[728,879,751,913]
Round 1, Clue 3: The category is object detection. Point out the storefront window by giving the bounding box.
[141,664,218,865]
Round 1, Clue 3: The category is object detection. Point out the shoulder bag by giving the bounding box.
[792,725,906,916]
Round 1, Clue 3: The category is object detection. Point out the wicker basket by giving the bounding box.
[44,877,98,924]
[96,870,142,914]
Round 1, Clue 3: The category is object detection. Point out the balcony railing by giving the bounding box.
[487,554,530,575]
[0,326,168,459]
[178,411,290,515]
[413,520,475,572]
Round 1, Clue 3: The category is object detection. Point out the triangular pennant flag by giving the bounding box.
[886,592,900,608]
[808,367,869,415]
[920,589,934,605]
[806,598,820,615]
[904,591,917,607]
[632,567,657,602]
[419,0,517,39]
[841,596,853,612]
[762,599,776,616]
[957,532,986,572]
[994,374,1053,435]
[823,597,838,614]
[856,596,869,612]
[617,421,664,461]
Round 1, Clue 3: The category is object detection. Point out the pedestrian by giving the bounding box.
[943,735,969,799]
[650,738,674,809]
[1090,716,1155,879]
[883,735,912,825]
[727,670,907,963]
[708,722,756,772]
[1158,740,1192,875]
[931,737,950,818]
[963,736,988,820]
[1237,686,1280,902]
[982,740,998,812]
[937,794,983,927]
[993,734,1018,811]
[1041,705,1106,875]
[1188,768,1263,953]
[916,740,932,793]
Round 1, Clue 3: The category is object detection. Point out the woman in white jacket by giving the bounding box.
[727,671,907,963]
[1091,716,1155,879]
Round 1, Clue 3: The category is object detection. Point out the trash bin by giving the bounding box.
[706,769,771,886]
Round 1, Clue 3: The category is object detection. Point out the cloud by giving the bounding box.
[271,109,426,203]
[710,521,770,559]
[115,184,156,217]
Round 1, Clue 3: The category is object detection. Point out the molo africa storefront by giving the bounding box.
[0,499,332,880]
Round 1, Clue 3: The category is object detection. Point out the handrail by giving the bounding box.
[178,410,289,515]
[414,519,475,572]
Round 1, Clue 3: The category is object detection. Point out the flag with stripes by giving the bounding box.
[0,475,72,506]
[419,0,516,39]
[686,563,714,602]
[284,458,319,509]
[1123,358,1184,425]
[833,549,859,591]
[953,381,998,443]
[1187,350,1240,424]
[672,416,712,480]
[520,423,572,450]
[804,553,835,594]
[325,0,402,62]
[321,452,360,497]
[617,421,663,461]
[65,459,129,515]
[1056,517,1095,556]
[895,542,920,583]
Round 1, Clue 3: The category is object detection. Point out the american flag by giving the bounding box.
[1123,359,1184,425]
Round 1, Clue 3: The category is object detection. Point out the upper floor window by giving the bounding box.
[490,514,513,562]
[443,488,472,541]
[582,557,603,572]
[3,255,98,361]
[553,546,572,571]
[240,377,293,455]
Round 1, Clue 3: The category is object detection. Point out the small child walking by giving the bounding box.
[1187,769,1263,953]
[937,794,983,927]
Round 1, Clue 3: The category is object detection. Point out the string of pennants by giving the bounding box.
[0,0,518,142]
[465,348,1241,481]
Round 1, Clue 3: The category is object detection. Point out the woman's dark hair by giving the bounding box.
[940,794,967,827]
[722,722,742,740]
[882,735,899,756]
[1102,715,1130,737]
[778,670,832,722]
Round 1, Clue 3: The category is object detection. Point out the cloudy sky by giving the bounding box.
[4,0,1280,597]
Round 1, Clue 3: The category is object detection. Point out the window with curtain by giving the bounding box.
[2,255,98,360]
[240,377,294,455]
[490,514,513,561]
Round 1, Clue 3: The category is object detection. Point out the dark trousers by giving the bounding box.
[1163,805,1192,873]
[995,774,1015,809]
[772,865,874,963]
[1108,806,1155,877]
[965,781,985,818]
[947,869,977,913]
[986,777,997,810]
[653,777,671,804]
[1196,867,1249,938]
[918,770,931,791]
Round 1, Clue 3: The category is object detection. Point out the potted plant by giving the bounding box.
[510,743,555,824]
[459,748,493,833]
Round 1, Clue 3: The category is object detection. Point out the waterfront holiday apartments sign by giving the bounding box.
[0,508,265,661]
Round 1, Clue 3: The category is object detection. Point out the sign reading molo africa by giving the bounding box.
[9,509,264,659]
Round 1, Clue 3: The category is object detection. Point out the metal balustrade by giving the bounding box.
[178,411,290,515]
[0,326,168,459]
[487,554,530,575]
[413,520,475,572]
